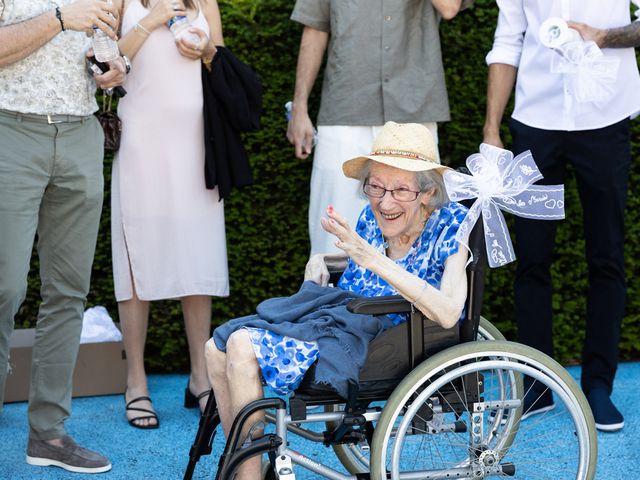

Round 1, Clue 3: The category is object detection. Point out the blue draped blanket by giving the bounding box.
[213,281,395,397]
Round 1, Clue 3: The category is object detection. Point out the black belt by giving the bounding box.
[0,108,91,124]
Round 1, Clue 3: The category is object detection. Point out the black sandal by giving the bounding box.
[125,395,160,430]
[184,383,212,413]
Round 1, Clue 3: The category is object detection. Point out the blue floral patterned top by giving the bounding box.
[338,201,468,325]
[247,201,468,395]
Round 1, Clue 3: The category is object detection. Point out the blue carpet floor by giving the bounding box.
[1,362,638,479]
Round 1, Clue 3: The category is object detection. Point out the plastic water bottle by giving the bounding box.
[92,0,120,62]
[92,28,120,62]
[167,16,200,46]
[285,101,318,146]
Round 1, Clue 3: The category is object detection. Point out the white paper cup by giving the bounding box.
[539,17,582,48]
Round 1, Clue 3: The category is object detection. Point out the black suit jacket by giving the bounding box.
[202,47,261,199]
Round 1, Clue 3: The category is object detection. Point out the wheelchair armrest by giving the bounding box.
[325,255,349,286]
[346,295,412,315]
[324,255,347,285]
[324,254,348,273]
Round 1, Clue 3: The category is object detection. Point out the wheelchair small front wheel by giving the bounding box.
[369,341,596,480]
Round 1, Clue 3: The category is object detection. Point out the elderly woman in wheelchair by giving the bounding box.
[195,122,597,480]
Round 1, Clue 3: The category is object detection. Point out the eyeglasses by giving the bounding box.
[363,183,420,202]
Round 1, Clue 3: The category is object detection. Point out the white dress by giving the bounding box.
[111,0,229,301]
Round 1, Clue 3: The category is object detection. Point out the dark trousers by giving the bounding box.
[510,117,631,395]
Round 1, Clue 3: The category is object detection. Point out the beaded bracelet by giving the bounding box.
[55,6,65,31]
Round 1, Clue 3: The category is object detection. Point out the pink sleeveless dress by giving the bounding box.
[111,1,229,301]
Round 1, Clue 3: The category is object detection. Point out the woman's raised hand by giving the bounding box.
[145,0,187,31]
[321,206,377,269]
[175,27,216,60]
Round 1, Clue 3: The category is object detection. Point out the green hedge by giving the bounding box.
[16,0,640,372]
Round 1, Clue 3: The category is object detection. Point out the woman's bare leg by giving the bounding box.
[119,291,157,427]
[205,338,234,433]
[226,330,264,479]
[182,295,212,411]
[206,330,264,479]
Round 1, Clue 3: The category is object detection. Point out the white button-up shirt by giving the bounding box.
[486,0,640,131]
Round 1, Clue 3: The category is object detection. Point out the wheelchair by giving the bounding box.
[184,218,597,480]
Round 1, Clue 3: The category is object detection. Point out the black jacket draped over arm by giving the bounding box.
[202,46,262,199]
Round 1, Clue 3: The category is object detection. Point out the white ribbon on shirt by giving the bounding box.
[443,144,565,268]
[538,17,620,112]
[552,40,621,107]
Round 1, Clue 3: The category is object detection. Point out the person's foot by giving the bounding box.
[521,387,555,421]
[587,388,624,432]
[125,387,159,429]
[185,376,211,414]
[26,435,111,473]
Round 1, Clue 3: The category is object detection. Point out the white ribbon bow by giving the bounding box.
[443,144,565,268]
[552,40,620,107]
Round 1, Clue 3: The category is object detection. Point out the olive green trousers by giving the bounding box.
[0,109,104,440]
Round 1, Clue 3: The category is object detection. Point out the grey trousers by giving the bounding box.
[0,109,104,440]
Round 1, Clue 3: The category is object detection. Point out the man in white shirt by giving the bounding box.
[483,0,640,432]
[0,0,125,472]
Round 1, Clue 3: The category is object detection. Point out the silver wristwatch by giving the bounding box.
[121,55,131,74]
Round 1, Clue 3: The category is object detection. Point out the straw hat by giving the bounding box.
[342,121,446,179]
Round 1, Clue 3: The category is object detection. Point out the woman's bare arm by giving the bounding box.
[322,208,468,328]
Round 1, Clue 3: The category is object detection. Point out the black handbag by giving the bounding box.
[98,93,121,153]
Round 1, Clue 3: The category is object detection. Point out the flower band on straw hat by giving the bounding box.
[342,121,448,179]
[369,149,431,161]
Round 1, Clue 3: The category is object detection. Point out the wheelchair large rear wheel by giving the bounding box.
[478,316,506,341]
[369,341,597,480]
[329,317,509,475]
